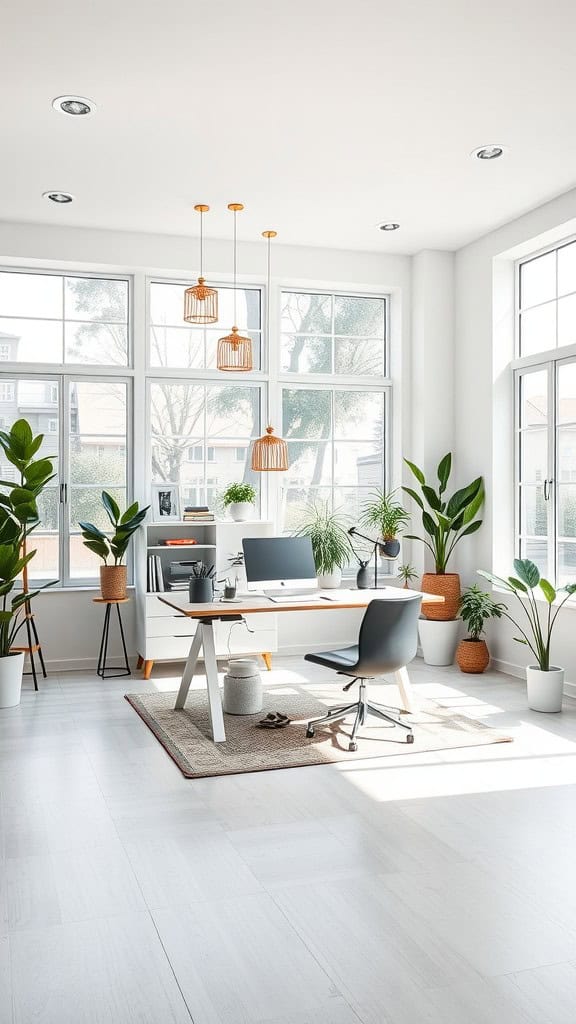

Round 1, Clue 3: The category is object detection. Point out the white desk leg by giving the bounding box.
[202,622,226,743]
[174,627,203,710]
[393,666,418,714]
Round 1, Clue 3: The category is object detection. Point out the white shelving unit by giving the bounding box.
[135,519,276,678]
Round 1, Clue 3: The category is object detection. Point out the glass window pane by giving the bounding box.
[281,336,331,374]
[520,251,556,309]
[334,441,384,486]
[520,303,556,356]
[70,486,126,533]
[557,362,576,424]
[520,370,548,427]
[65,277,128,323]
[558,427,576,482]
[150,282,259,331]
[334,296,384,337]
[334,391,384,440]
[282,389,331,439]
[558,242,576,298]
[150,326,204,369]
[216,289,261,331]
[520,428,547,484]
[282,487,332,533]
[285,442,331,486]
[557,294,576,349]
[205,386,260,438]
[281,292,331,335]
[0,272,62,319]
[0,318,62,362]
[558,486,576,538]
[558,542,576,586]
[65,322,128,365]
[520,485,548,536]
[335,338,383,376]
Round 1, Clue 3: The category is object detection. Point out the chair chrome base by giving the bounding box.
[306,678,414,752]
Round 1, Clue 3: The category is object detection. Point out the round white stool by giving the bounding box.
[223,659,263,715]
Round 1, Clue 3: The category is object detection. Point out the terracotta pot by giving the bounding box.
[421,572,461,620]
[457,638,490,674]
[100,565,127,601]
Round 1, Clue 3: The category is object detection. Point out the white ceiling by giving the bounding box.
[3,0,576,255]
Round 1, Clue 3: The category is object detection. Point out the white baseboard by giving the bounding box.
[491,657,576,699]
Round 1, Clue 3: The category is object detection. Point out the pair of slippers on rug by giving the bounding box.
[258,711,291,730]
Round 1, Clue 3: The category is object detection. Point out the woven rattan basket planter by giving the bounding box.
[421,573,461,620]
[456,638,490,674]
[100,565,128,601]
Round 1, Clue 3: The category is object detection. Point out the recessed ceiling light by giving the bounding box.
[471,144,506,160]
[378,222,400,231]
[42,191,75,204]
[52,95,96,116]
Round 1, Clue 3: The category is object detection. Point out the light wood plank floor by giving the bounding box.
[2,656,576,1023]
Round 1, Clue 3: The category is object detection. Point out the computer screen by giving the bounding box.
[242,536,317,591]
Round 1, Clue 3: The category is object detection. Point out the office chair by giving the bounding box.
[305,595,422,751]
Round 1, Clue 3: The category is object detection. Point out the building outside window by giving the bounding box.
[515,239,576,586]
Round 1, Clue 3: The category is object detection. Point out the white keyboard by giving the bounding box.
[266,593,325,604]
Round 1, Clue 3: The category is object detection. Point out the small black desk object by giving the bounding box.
[93,598,131,679]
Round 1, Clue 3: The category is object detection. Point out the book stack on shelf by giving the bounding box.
[147,554,165,593]
[182,505,215,523]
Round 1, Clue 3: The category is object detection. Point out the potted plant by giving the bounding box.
[403,453,484,620]
[0,420,56,707]
[222,482,257,522]
[295,502,351,588]
[79,492,149,601]
[398,564,418,589]
[361,489,409,559]
[456,584,506,673]
[479,559,576,712]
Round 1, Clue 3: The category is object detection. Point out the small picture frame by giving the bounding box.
[151,483,180,520]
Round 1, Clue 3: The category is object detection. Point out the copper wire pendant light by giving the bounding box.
[217,204,253,371]
[183,205,218,324]
[252,230,289,472]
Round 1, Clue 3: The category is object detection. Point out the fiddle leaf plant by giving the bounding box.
[79,491,150,565]
[403,452,484,574]
[0,419,57,657]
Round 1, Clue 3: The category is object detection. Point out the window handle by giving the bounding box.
[544,479,548,501]
[59,482,68,504]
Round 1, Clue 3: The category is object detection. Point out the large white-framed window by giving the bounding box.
[0,268,132,586]
[279,289,389,538]
[514,239,576,586]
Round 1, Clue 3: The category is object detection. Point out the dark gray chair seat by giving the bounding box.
[304,595,422,751]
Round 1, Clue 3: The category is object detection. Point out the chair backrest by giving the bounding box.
[355,595,422,676]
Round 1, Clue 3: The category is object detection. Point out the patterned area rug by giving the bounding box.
[125,682,512,779]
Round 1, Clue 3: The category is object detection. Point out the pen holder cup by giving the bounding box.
[224,584,237,600]
[188,578,214,603]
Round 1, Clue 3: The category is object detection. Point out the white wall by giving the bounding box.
[455,187,576,688]
[0,219,413,669]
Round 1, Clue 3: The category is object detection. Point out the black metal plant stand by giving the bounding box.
[11,599,47,691]
[94,598,131,679]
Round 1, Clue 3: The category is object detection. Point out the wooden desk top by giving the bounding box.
[158,587,443,618]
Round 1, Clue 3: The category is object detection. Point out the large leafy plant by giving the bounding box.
[0,420,57,657]
[222,482,256,507]
[295,502,351,575]
[360,489,410,540]
[403,453,484,574]
[479,559,576,671]
[79,492,149,565]
[459,584,506,641]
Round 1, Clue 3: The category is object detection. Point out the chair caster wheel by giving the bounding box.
[306,728,315,738]
[406,733,415,744]
[349,742,358,752]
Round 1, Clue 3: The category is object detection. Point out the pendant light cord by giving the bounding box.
[233,209,238,327]
[199,209,203,278]
[266,232,271,425]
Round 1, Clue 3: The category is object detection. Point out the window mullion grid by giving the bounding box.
[61,375,71,586]
[548,362,556,584]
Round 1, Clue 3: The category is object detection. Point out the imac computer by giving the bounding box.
[242,536,318,600]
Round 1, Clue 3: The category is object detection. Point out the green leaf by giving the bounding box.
[539,578,556,604]
[445,478,483,520]
[477,569,515,591]
[456,520,482,539]
[101,491,120,527]
[119,502,138,525]
[10,419,33,451]
[78,521,108,541]
[402,486,424,510]
[404,459,425,486]
[508,576,528,593]
[422,510,437,537]
[422,485,442,512]
[23,435,43,461]
[513,637,528,645]
[437,453,452,492]
[512,558,540,589]
[461,479,485,525]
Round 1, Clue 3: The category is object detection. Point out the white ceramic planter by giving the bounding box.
[223,659,263,715]
[228,502,253,522]
[317,568,342,589]
[0,652,25,708]
[526,665,564,712]
[418,618,460,666]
